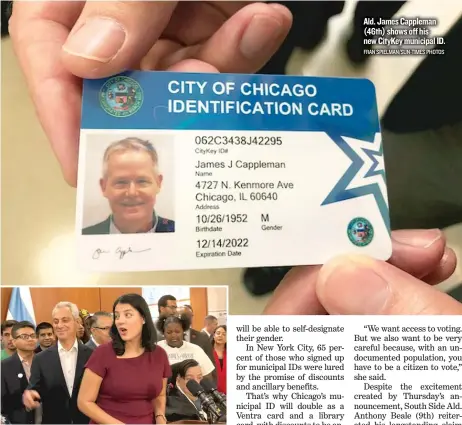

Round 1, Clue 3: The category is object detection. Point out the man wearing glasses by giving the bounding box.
[1,321,37,424]
[85,312,113,350]
[158,295,178,317]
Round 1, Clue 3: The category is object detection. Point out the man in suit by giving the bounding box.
[201,315,218,338]
[180,306,217,375]
[82,138,175,235]
[34,322,55,354]
[85,311,112,350]
[23,302,93,424]
[1,321,37,424]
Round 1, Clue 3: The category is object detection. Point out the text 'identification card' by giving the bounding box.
[76,71,391,272]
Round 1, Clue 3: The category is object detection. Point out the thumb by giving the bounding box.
[316,255,462,315]
[62,1,177,78]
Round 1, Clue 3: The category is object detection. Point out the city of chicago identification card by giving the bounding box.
[76,71,391,272]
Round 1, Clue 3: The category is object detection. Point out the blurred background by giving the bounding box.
[1,286,227,329]
[2,0,462,313]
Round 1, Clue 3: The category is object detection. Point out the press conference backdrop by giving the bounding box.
[142,286,227,325]
[1,286,227,331]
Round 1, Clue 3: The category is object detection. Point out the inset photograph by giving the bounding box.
[81,133,175,235]
[1,286,227,424]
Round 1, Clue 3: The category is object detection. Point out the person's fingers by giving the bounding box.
[23,390,40,407]
[31,390,41,403]
[389,229,446,281]
[316,255,462,315]
[197,2,292,72]
[160,2,292,73]
[422,247,458,285]
[139,40,181,71]
[10,1,289,185]
[263,229,454,315]
[10,2,85,186]
[263,266,325,315]
[62,1,178,78]
[166,59,219,73]
[162,2,247,46]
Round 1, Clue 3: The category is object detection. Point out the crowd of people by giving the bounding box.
[1,294,227,424]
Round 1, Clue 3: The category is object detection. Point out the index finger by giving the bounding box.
[10,2,84,186]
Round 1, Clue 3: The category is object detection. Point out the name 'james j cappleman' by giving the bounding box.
[195,160,286,170]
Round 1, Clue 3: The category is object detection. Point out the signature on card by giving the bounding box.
[92,247,152,260]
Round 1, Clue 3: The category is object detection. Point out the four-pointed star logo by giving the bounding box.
[322,133,390,234]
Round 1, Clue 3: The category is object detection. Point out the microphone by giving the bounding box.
[200,379,226,410]
[186,380,222,421]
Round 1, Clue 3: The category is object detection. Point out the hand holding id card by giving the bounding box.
[76,71,391,272]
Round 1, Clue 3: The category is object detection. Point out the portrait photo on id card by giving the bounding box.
[80,133,175,235]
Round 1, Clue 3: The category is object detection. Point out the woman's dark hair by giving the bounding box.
[78,312,91,344]
[111,293,157,355]
[211,325,227,349]
[156,313,191,334]
[171,359,200,383]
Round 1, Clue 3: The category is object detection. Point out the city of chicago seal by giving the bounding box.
[100,76,143,117]
[347,217,374,247]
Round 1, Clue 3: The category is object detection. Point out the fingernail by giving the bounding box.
[240,14,284,59]
[318,256,390,315]
[392,229,441,248]
[63,18,126,62]
[440,247,451,265]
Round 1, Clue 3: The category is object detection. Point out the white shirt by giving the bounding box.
[17,353,32,380]
[109,213,158,234]
[183,329,191,342]
[201,328,211,338]
[91,336,99,347]
[58,339,78,396]
[157,340,215,376]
